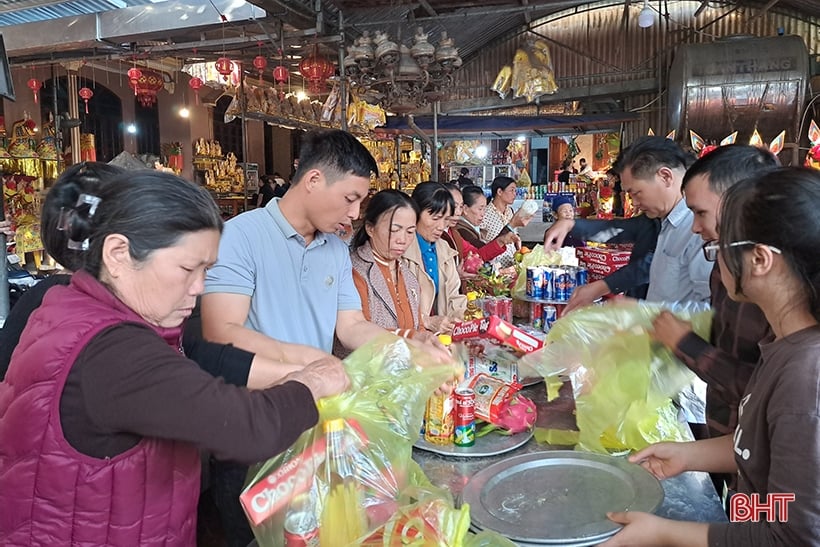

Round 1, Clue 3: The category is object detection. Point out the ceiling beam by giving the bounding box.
[426,77,659,115]
[0,0,68,15]
[417,0,438,17]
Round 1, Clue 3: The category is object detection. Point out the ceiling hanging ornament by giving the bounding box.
[27,77,42,104]
[188,76,203,105]
[299,44,335,94]
[128,69,164,108]
[215,57,234,82]
[253,42,267,85]
[127,67,143,96]
[78,87,93,114]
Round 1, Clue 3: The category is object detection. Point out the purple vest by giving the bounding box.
[0,271,200,546]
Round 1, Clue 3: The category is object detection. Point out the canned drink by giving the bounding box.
[554,267,577,302]
[526,267,544,299]
[530,302,544,330]
[453,387,476,447]
[542,266,556,301]
[575,267,588,287]
[283,508,319,546]
[542,305,558,332]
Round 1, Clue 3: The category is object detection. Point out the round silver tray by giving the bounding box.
[462,450,663,545]
[414,428,533,458]
[517,295,568,305]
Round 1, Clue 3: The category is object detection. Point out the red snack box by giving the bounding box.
[452,315,543,353]
[576,247,632,267]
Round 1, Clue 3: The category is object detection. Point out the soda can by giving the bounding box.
[284,507,319,546]
[542,266,556,301]
[526,267,544,299]
[496,297,513,323]
[575,266,589,287]
[542,305,558,332]
[554,267,577,302]
[530,302,544,330]
[453,387,476,447]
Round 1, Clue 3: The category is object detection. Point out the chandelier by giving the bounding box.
[344,27,462,114]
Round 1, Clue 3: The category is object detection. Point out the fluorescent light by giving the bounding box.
[179,107,190,118]
[638,1,654,27]
[295,90,307,102]
[475,144,488,159]
[516,135,526,142]
[126,123,137,134]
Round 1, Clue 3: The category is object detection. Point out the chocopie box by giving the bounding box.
[575,247,631,267]
[452,315,543,354]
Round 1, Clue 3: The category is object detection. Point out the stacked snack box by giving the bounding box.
[575,245,632,281]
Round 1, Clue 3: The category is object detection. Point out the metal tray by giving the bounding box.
[414,428,533,458]
[463,451,663,544]
[519,376,544,387]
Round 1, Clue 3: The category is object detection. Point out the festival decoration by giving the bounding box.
[78,87,93,114]
[215,57,235,82]
[127,67,142,96]
[128,69,164,108]
[804,120,820,170]
[27,78,42,104]
[253,54,267,84]
[188,76,203,105]
[299,44,335,94]
[689,130,738,158]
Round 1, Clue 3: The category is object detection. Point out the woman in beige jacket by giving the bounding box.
[403,182,467,333]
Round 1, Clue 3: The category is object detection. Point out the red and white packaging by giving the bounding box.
[452,315,543,354]
[466,373,521,423]
[575,247,631,267]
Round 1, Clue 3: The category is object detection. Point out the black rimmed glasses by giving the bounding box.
[702,240,783,262]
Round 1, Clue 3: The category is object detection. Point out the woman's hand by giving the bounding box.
[628,441,696,480]
[564,280,609,313]
[424,315,456,334]
[496,230,521,249]
[509,208,533,228]
[601,512,709,547]
[286,356,350,401]
[649,311,692,350]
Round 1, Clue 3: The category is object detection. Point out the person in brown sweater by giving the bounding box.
[602,167,820,546]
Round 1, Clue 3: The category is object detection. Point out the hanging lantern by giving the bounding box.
[188,76,203,105]
[127,67,143,96]
[253,55,267,83]
[215,57,235,82]
[78,87,94,114]
[273,65,289,85]
[299,45,335,94]
[128,69,164,108]
[27,78,42,104]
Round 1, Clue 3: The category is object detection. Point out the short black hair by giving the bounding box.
[460,167,469,175]
[490,176,515,199]
[351,189,419,250]
[411,181,455,217]
[292,130,378,186]
[682,144,779,195]
[613,136,695,180]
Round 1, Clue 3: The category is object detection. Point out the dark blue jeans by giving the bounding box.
[210,458,254,547]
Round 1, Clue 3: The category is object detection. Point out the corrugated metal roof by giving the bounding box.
[0,0,161,27]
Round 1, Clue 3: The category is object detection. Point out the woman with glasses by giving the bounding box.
[601,167,820,546]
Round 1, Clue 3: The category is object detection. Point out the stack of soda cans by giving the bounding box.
[525,265,588,333]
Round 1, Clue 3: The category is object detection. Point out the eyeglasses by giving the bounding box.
[701,240,783,262]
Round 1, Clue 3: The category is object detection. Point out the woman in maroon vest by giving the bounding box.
[0,170,350,546]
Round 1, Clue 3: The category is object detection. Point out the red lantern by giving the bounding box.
[298,46,335,94]
[253,55,267,83]
[127,67,143,96]
[273,65,289,85]
[215,57,234,82]
[127,69,164,108]
[78,87,94,114]
[188,76,203,105]
[27,78,42,104]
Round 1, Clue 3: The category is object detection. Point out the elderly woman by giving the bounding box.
[0,171,349,546]
[404,182,467,333]
[480,176,532,266]
[348,189,429,340]
[455,184,521,263]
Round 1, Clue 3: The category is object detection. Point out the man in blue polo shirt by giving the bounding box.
[201,130,401,545]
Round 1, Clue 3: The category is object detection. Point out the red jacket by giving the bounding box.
[0,271,200,546]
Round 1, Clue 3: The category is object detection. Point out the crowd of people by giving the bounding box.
[1,129,818,546]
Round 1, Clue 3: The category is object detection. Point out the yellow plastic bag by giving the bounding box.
[510,244,563,300]
[240,335,462,546]
[520,301,712,453]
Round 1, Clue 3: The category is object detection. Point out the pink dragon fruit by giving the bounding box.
[463,251,484,274]
[477,393,537,435]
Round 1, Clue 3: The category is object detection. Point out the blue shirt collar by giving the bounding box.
[266,198,328,247]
